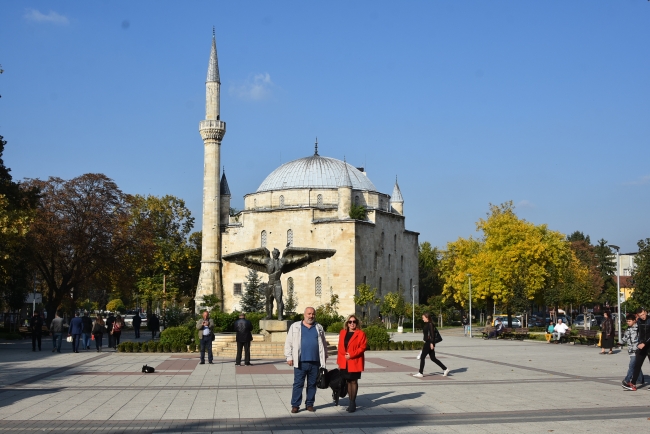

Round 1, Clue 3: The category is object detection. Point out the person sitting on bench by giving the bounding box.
[488,319,504,339]
[552,319,570,343]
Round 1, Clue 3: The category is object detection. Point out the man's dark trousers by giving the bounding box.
[236,341,251,365]
[71,334,81,352]
[52,333,62,352]
[291,361,319,408]
[134,325,140,338]
[631,346,650,384]
[200,335,213,363]
[32,333,42,351]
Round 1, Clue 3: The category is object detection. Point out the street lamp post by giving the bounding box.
[467,273,472,339]
[412,285,416,334]
[609,244,621,344]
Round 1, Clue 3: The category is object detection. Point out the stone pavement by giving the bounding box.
[1,329,649,433]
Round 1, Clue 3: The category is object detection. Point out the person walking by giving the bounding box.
[461,315,469,337]
[284,306,328,413]
[106,313,115,349]
[234,313,253,366]
[622,313,645,389]
[81,312,93,350]
[50,312,64,353]
[600,311,615,355]
[68,312,83,353]
[627,307,650,391]
[132,313,142,339]
[196,311,214,365]
[149,314,160,340]
[337,314,367,413]
[414,312,449,378]
[112,315,124,348]
[92,314,106,352]
[30,311,44,352]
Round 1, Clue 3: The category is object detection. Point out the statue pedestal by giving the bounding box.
[259,320,291,343]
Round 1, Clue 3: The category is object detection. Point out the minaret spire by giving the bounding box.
[196,29,227,312]
[314,137,319,156]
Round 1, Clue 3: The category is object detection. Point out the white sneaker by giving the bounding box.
[443,368,450,377]
[416,352,421,360]
[413,373,424,378]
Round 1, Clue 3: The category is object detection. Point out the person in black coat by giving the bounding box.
[30,311,44,352]
[105,313,116,349]
[233,313,253,366]
[149,314,160,340]
[132,313,142,338]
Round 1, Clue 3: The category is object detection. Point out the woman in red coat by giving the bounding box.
[337,314,367,413]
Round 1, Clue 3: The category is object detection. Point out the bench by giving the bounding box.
[512,328,529,340]
[570,329,599,346]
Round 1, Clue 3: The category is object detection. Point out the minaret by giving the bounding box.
[390,176,404,215]
[338,156,353,219]
[196,29,226,311]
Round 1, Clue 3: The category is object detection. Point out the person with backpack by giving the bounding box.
[92,314,107,352]
[414,312,449,378]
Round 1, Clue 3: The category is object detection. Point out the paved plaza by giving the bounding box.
[1,329,649,433]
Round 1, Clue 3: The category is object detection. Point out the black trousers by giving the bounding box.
[419,342,447,374]
[200,335,213,363]
[631,345,650,384]
[236,341,251,365]
[32,333,42,350]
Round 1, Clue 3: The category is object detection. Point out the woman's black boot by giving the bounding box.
[347,400,356,413]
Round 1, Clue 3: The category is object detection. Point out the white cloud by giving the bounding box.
[230,73,273,100]
[623,175,650,186]
[24,9,69,25]
[517,200,535,209]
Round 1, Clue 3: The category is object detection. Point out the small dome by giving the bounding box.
[256,155,377,192]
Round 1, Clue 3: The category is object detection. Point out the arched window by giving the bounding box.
[394,234,397,251]
[261,230,267,248]
[380,232,385,253]
[279,195,285,207]
[401,255,404,272]
[379,277,383,294]
[397,278,400,292]
[315,277,322,297]
[380,199,383,209]
[388,254,391,270]
[410,279,413,295]
[287,277,294,294]
[287,229,293,246]
[354,195,359,205]
[374,252,378,271]
[317,194,323,206]
[254,198,257,208]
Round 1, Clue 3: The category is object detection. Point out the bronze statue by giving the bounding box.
[222,246,336,320]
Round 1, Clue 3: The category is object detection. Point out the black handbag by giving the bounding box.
[316,367,329,389]
[431,323,443,344]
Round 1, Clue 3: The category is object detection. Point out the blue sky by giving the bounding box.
[1,1,648,253]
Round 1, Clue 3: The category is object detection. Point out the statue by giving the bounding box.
[222,246,336,320]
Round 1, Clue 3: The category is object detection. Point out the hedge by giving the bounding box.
[160,326,193,347]
[117,341,189,353]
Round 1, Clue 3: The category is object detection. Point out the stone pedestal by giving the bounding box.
[259,320,291,343]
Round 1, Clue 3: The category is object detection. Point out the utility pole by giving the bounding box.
[609,244,621,343]
[467,273,472,339]
[412,285,416,333]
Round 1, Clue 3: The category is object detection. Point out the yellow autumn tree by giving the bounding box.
[441,202,591,314]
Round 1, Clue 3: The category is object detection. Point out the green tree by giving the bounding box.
[106,298,126,313]
[418,242,443,304]
[594,239,616,306]
[202,294,221,311]
[630,239,650,308]
[380,291,406,329]
[240,269,264,313]
[349,204,367,220]
[354,283,380,320]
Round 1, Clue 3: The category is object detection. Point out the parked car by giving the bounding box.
[494,317,522,328]
[574,314,597,329]
[528,316,544,327]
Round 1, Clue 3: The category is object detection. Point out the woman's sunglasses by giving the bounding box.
[348,320,358,324]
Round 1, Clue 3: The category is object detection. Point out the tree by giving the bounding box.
[284,282,298,314]
[567,231,591,244]
[594,239,616,306]
[349,204,367,220]
[380,291,406,329]
[202,294,221,311]
[354,283,380,320]
[106,298,126,313]
[25,174,133,320]
[418,242,443,304]
[630,239,650,309]
[240,269,264,313]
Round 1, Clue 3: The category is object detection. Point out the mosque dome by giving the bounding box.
[256,154,377,193]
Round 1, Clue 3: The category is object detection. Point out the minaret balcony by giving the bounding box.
[200,120,226,131]
[199,120,226,141]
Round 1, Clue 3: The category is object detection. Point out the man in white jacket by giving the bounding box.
[284,306,328,413]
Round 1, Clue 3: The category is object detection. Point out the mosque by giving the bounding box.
[195,33,419,317]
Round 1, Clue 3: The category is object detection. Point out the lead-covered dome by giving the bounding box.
[256,155,377,193]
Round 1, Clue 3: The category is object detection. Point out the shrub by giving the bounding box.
[173,343,184,353]
[125,342,133,353]
[163,306,188,328]
[211,311,239,332]
[315,312,344,332]
[133,342,141,353]
[327,322,344,334]
[117,342,127,352]
[389,341,397,350]
[0,332,23,340]
[163,343,171,353]
[364,325,390,348]
[160,326,193,347]
[381,342,388,351]
[140,342,149,352]
[245,312,266,334]
[148,341,158,352]
[189,342,197,352]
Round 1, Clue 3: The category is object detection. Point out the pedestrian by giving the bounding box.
[106,312,115,348]
[414,312,449,378]
[484,316,494,339]
[68,312,83,353]
[132,312,142,339]
[112,315,124,348]
[92,314,106,352]
[149,314,160,340]
[337,314,367,413]
[626,307,650,391]
[234,312,253,366]
[50,311,64,353]
[284,306,328,413]
[81,312,93,350]
[600,311,615,355]
[30,311,44,352]
[622,313,645,389]
[461,315,469,337]
[196,310,214,365]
